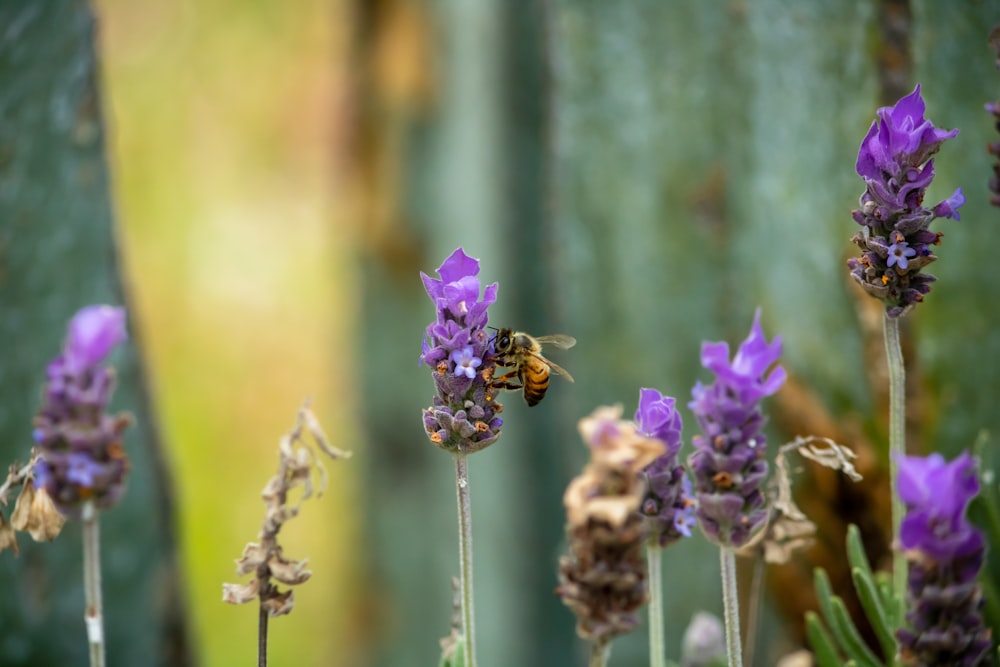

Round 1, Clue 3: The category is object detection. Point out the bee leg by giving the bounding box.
[489,369,523,391]
[491,380,524,391]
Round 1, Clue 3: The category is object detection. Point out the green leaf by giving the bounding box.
[829,596,882,667]
[806,611,844,667]
[875,571,900,629]
[851,566,896,659]
[438,634,467,667]
[814,568,881,667]
[846,525,875,582]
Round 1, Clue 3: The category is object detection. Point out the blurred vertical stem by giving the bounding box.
[589,639,609,667]
[743,551,766,666]
[720,548,743,667]
[258,600,268,667]
[454,453,477,667]
[884,313,906,619]
[646,545,665,667]
[82,501,105,667]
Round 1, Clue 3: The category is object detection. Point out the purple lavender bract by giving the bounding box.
[635,388,695,547]
[33,305,131,519]
[687,311,785,549]
[420,248,503,454]
[895,451,990,667]
[849,85,964,318]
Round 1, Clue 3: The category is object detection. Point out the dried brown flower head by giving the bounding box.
[222,403,351,617]
[557,405,665,644]
[0,456,68,555]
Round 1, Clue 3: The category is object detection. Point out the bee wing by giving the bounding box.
[530,352,574,383]
[533,334,576,350]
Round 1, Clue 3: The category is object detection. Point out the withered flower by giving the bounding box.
[557,405,665,646]
[223,403,351,624]
[0,457,67,554]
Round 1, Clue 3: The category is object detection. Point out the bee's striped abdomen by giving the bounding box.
[522,361,550,407]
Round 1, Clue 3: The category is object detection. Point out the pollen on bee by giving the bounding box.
[712,471,734,488]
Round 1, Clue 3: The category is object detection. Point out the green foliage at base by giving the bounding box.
[808,525,898,667]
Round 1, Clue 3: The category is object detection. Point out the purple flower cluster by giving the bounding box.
[687,311,785,549]
[895,452,990,666]
[33,306,131,519]
[420,248,503,454]
[635,388,695,547]
[848,85,964,318]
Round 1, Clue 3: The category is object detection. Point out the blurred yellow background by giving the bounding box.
[96,0,362,664]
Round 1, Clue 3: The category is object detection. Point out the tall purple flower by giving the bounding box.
[687,311,786,549]
[849,85,964,318]
[635,388,695,547]
[895,451,990,667]
[33,305,131,519]
[420,248,503,454]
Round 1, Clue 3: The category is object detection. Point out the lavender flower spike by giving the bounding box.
[895,451,990,667]
[420,248,503,454]
[687,310,785,549]
[635,388,695,547]
[849,85,964,318]
[33,305,131,519]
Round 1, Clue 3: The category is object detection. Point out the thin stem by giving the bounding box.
[258,598,268,667]
[454,453,477,667]
[743,552,766,667]
[81,501,105,667]
[719,548,744,667]
[646,545,665,667]
[883,313,907,624]
[589,639,610,667]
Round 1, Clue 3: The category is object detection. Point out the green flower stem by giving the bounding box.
[646,545,665,667]
[883,313,907,623]
[720,548,744,667]
[589,639,610,667]
[454,453,478,667]
[82,501,105,667]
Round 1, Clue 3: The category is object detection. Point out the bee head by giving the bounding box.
[489,327,513,354]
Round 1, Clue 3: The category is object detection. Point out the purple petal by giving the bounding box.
[933,188,965,221]
[437,247,480,284]
[65,305,127,371]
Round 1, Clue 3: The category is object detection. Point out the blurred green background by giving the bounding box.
[2,0,1000,666]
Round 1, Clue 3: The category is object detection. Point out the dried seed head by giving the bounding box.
[557,405,664,643]
[222,403,350,617]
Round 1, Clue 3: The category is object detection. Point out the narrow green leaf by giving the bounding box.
[875,571,900,629]
[438,634,466,667]
[846,523,902,630]
[806,611,843,667]
[846,525,875,581]
[814,569,852,652]
[851,566,896,659]
[829,596,882,667]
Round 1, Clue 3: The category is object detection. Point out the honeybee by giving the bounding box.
[490,328,576,407]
